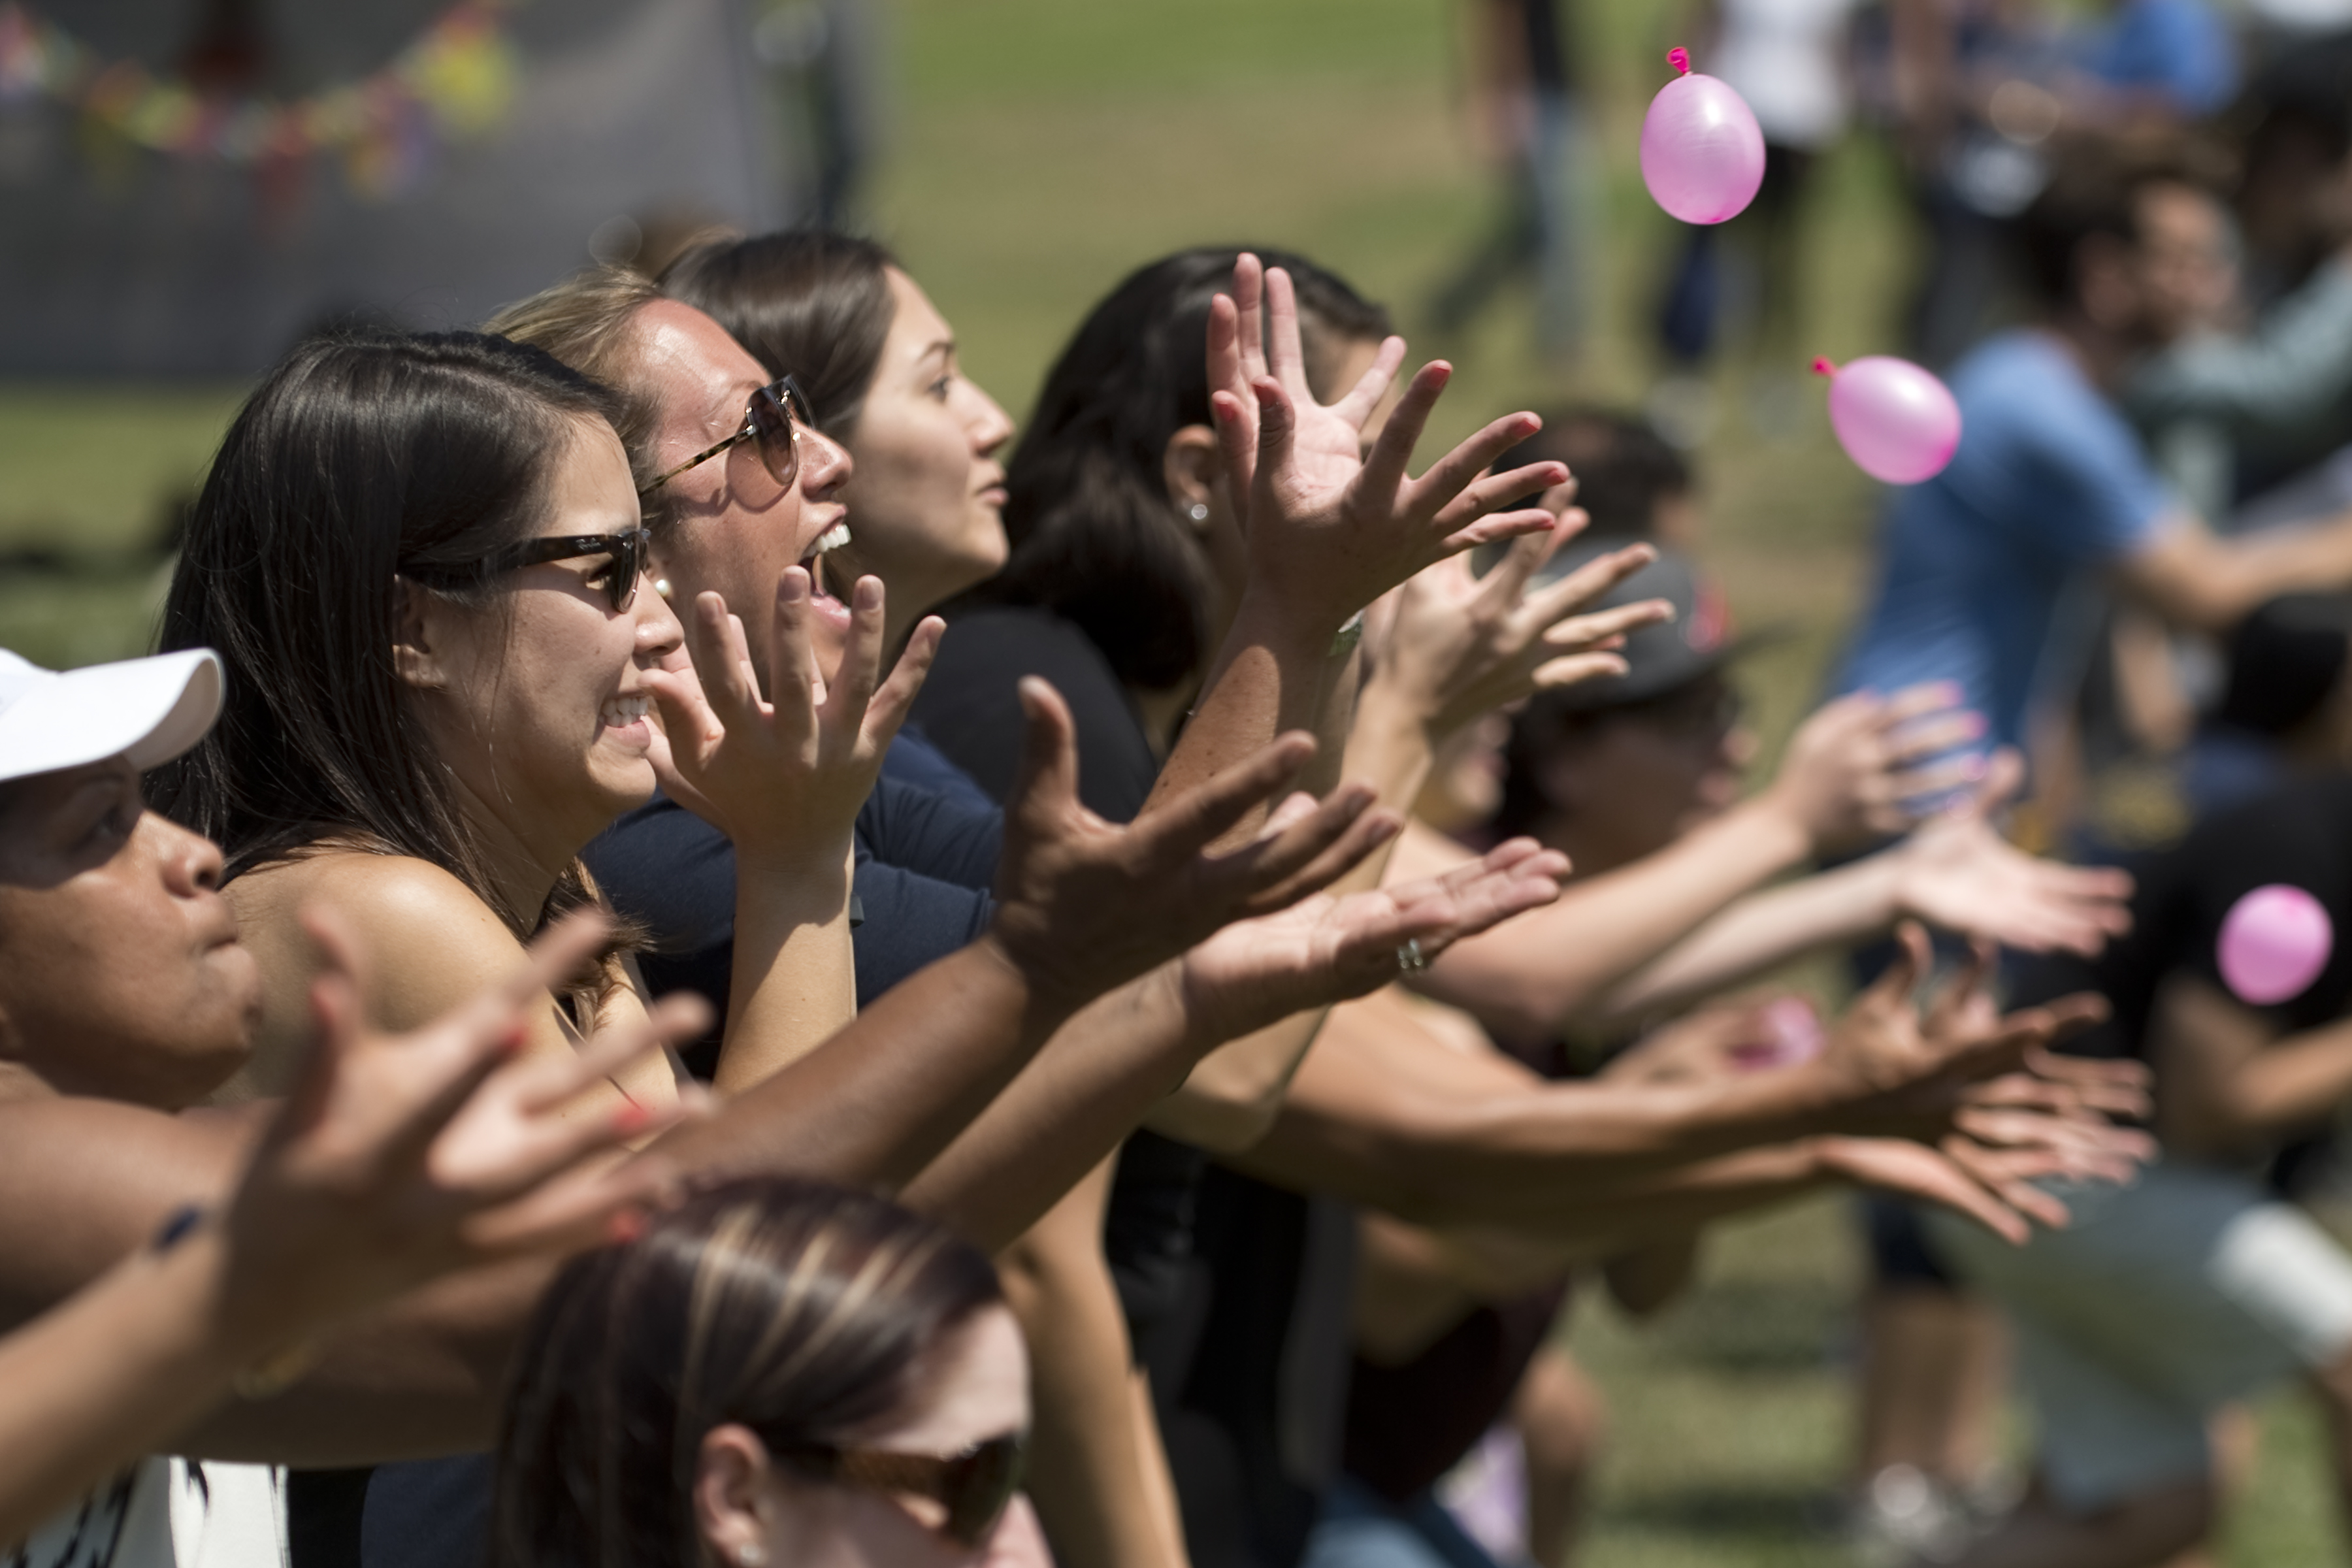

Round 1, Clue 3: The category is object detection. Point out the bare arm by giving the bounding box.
[2118,512,2352,632]
[1407,685,1982,1037]
[1599,760,2132,1023]
[2150,973,2352,1158]
[996,1158,1186,1568]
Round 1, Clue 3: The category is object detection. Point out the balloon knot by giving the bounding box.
[1810,357,1837,377]
[1667,46,1691,74]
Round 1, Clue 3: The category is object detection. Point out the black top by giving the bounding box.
[586,730,1004,1076]
[915,604,1364,1568]
[2012,770,2352,1068]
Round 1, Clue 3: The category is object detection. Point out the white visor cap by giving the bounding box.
[0,647,224,786]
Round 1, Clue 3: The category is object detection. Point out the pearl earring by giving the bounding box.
[737,1545,766,1567]
[654,578,673,600]
[1187,502,1209,522]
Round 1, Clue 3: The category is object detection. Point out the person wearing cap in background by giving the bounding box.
[1179,542,2150,1568]
[0,646,700,1568]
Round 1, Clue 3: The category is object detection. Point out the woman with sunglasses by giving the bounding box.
[496,1177,1045,1568]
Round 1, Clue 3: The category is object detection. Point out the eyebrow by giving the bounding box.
[917,338,955,365]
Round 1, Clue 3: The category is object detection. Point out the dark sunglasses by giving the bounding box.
[482,527,653,613]
[640,375,813,498]
[781,1431,1026,1546]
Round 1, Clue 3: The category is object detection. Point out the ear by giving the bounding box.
[1161,424,1226,535]
[389,577,451,693]
[694,1424,775,1568]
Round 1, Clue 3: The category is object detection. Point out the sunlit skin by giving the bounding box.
[0,760,259,1110]
[820,269,1017,651]
[393,417,687,889]
[697,1305,1050,1568]
[630,301,860,687]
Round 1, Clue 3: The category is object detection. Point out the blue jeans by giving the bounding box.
[1301,1475,1510,1568]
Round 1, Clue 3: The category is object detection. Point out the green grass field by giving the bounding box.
[0,1,2339,1561]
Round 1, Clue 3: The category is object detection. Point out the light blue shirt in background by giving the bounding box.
[1835,331,2172,751]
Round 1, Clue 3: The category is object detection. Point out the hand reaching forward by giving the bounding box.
[1811,923,2114,1140]
[1761,683,1990,858]
[216,908,712,1357]
[1179,839,1572,1044]
[988,678,1405,1005]
[1363,518,1674,743]
[1886,749,2135,956]
[644,568,943,872]
[1812,1135,2074,1246]
[1207,254,1567,632]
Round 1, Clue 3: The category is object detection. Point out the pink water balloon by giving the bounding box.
[1813,355,1963,485]
[1640,47,1767,225]
[2217,884,2334,1006]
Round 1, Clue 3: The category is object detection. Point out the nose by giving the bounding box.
[634,580,685,662]
[799,425,854,499]
[155,815,225,898]
[970,385,1016,457]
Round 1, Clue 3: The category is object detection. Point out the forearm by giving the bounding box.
[1145,589,1345,834]
[1237,1011,1846,1224]
[997,1161,1188,1568]
[2131,515,2352,630]
[898,964,1200,1247]
[1409,800,1815,1036]
[712,845,860,1094]
[2185,1021,2352,1151]
[676,936,1084,1210]
[1597,855,1901,1023]
[0,1228,267,1542]
[1146,1011,1326,1153]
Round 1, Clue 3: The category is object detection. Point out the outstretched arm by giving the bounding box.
[0,913,697,1537]
[1405,683,1983,1038]
[1595,753,2133,1024]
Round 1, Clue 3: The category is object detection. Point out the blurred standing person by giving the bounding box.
[1427,0,1592,368]
[1698,0,1867,380]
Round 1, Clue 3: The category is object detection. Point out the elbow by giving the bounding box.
[1144,1068,1286,1154]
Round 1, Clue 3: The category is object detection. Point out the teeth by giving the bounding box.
[811,523,851,556]
[602,694,651,727]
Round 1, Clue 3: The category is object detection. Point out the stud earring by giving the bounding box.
[654,578,673,600]
[737,1545,766,1567]
[1187,502,1210,522]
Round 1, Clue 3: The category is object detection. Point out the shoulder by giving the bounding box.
[233,853,526,1036]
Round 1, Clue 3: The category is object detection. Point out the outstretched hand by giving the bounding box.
[1180,838,1572,1043]
[1886,749,2136,956]
[1206,254,1566,633]
[643,568,943,870]
[1813,923,2121,1144]
[1364,517,1673,742]
[216,908,712,1356]
[1763,683,1991,858]
[988,678,1406,1005]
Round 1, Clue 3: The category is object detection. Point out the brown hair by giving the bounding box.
[152,330,633,951]
[973,246,1394,692]
[492,1177,1006,1568]
[659,231,901,444]
[485,268,666,497]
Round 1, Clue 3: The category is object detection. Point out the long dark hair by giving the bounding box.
[660,231,900,444]
[973,246,1392,692]
[492,1177,1005,1568]
[150,329,632,939]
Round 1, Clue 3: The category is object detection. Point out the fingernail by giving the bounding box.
[606,1207,647,1245]
[1960,711,1986,739]
[779,570,809,601]
[496,1023,528,1056]
[855,576,883,611]
[612,1101,653,1135]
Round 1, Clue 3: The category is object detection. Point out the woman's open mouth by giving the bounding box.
[802,522,855,623]
[600,691,654,747]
